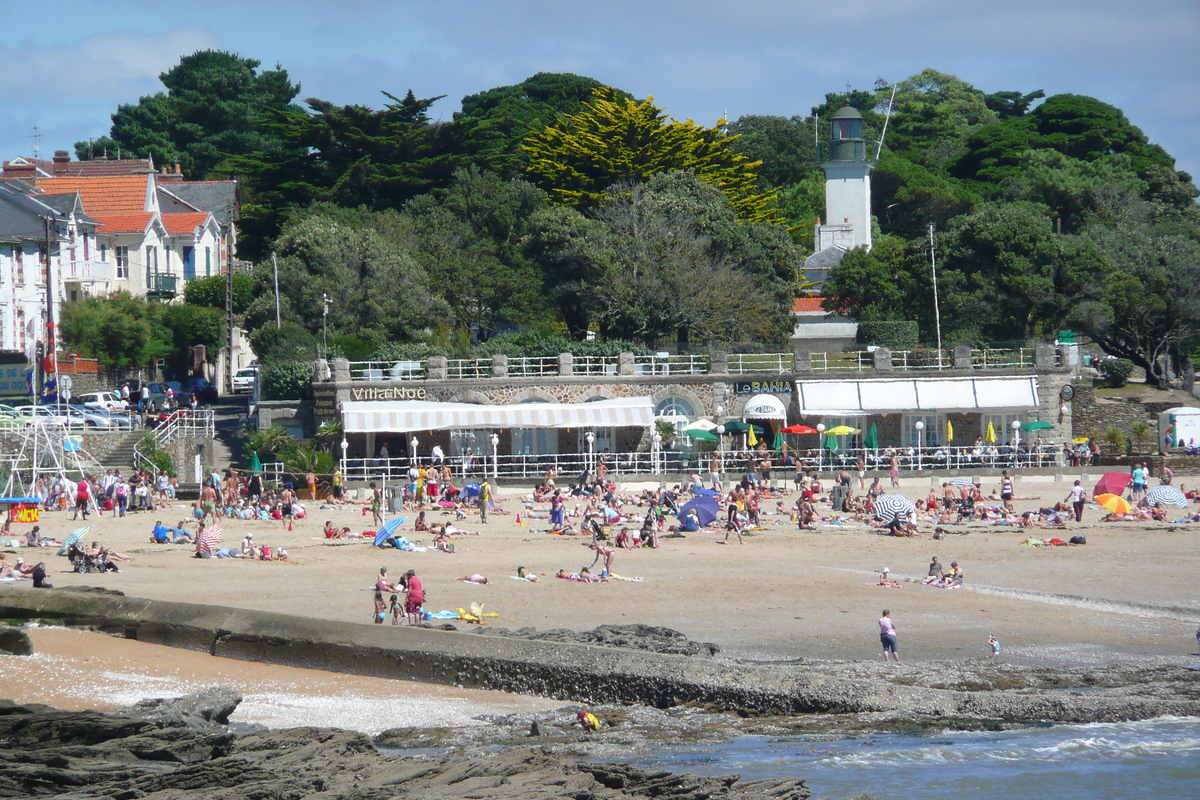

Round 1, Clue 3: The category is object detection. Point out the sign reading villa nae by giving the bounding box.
[733,380,794,395]
[349,386,429,401]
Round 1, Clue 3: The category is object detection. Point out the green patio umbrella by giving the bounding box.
[685,429,719,442]
[1019,421,1054,431]
[250,450,262,472]
[772,431,785,451]
[863,422,879,449]
[824,432,839,452]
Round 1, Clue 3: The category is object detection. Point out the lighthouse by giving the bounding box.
[807,106,873,278]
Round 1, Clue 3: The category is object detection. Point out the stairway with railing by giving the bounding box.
[132,410,215,473]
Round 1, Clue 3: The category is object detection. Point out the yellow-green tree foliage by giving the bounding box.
[523,88,782,224]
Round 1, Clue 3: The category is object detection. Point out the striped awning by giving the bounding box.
[341,397,655,433]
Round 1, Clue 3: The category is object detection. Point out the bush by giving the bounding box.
[260,361,312,400]
[138,433,174,477]
[243,426,300,465]
[1096,357,1134,387]
[856,320,919,350]
[251,322,318,363]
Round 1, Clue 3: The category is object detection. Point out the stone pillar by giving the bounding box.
[793,350,812,374]
[427,356,448,381]
[332,358,351,383]
[1035,343,1055,371]
[491,354,508,379]
[872,348,893,373]
[709,350,729,376]
[618,352,635,376]
[953,346,972,370]
[558,352,574,377]
[311,359,330,382]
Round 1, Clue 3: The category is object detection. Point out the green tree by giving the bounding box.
[523,88,781,224]
[454,72,626,176]
[879,69,999,166]
[726,115,819,188]
[77,50,300,178]
[59,292,170,370]
[183,273,255,314]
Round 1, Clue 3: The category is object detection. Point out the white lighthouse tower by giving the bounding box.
[808,106,873,275]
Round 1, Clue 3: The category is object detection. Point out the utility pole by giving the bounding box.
[322,292,330,360]
[44,215,57,404]
[929,223,943,370]
[225,248,234,394]
[272,252,281,329]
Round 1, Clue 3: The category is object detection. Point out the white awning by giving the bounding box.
[342,397,655,433]
[743,393,788,420]
[797,376,1039,415]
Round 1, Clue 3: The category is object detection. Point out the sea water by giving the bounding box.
[637,717,1200,799]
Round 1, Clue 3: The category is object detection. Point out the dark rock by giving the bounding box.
[0,626,32,655]
[487,623,721,657]
[117,686,242,729]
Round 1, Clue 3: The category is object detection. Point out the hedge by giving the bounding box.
[856,320,919,350]
[261,361,313,400]
[1096,357,1135,388]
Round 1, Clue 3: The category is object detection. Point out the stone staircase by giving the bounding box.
[100,430,145,472]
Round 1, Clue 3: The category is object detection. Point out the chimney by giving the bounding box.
[174,160,181,175]
[2,161,35,180]
[52,150,70,176]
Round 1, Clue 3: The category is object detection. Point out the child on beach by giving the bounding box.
[988,635,1001,658]
[389,594,401,625]
[373,591,386,624]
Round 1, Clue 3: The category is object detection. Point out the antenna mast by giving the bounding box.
[929,223,943,369]
[874,83,898,160]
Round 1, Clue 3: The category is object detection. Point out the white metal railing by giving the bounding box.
[890,349,954,370]
[727,353,792,374]
[348,360,427,381]
[810,351,870,371]
[971,348,1035,369]
[573,356,620,376]
[133,410,215,472]
[508,356,560,377]
[631,354,710,376]
[446,358,492,380]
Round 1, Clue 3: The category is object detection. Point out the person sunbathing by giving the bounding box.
[432,528,454,553]
[516,566,540,582]
[457,573,492,584]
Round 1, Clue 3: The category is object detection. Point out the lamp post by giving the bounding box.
[714,405,724,478]
[410,436,419,470]
[321,292,330,360]
[651,428,662,474]
[490,433,500,478]
[816,423,826,471]
[915,420,925,471]
[1012,419,1022,466]
[586,431,596,474]
[340,436,348,483]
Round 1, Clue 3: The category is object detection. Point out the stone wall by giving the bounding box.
[1072,384,1164,452]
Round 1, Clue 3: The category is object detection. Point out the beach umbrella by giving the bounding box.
[250,451,262,473]
[772,431,785,451]
[685,429,719,442]
[681,418,717,432]
[747,426,758,447]
[1094,494,1131,515]
[985,421,997,442]
[1093,472,1131,497]
[1145,485,1188,508]
[196,524,222,555]
[823,432,839,452]
[463,483,480,499]
[373,516,409,547]
[946,419,954,443]
[676,495,720,527]
[781,424,817,434]
[873,494,916,521]
[1019,421,1054,431]
[56,526,92,556]
[1072,437,1090,444]
[863,422,879,449]
[826,425,859,436]
[722,420,750,433]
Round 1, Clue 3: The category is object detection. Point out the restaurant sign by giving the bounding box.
[733,380,793,395]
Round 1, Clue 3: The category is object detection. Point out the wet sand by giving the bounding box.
[2,627,559,732]
[4,475,1199,667]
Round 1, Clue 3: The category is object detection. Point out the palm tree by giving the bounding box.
[1104,427,1126,456]
[1130,421,1150,454]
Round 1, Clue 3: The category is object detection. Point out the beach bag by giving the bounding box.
[1069,535,1086,545]
[104,499,114,511]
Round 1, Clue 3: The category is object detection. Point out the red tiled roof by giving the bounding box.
[161,212,211,234]
[33,175,151,214]
[793,296,827,313]
[91,212,155,234]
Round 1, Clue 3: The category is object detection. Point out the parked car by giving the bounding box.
[232,367,258,394]
[64,406,126,429]
[0,407,23,432]
[78,391,129,411]
[185,377,219,403]
[12,404,74,427]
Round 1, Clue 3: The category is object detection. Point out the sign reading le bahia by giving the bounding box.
[733,380,793,395]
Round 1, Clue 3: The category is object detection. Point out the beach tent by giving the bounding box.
[677,495,720,528]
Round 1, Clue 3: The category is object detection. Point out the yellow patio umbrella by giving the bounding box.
[1072,436,1089,443]
[826,425,860,436]
[947,419,954,442]
[1094,493,1131,515]
[985,421,997,442]
[747,425,758,447]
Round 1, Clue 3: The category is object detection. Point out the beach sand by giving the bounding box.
[4,476,1199,668]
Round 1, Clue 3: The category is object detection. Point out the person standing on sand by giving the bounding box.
[889,453,900,488]
[479,479,491,523]
[369,482,383,527]
[1066,479,1087,522]
[589,542,615,577]
[879,610,899,662]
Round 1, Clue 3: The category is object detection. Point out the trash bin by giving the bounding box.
[386,487,402,513]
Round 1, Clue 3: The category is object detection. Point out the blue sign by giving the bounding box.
[0,365,30,397]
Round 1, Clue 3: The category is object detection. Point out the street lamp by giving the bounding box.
[1012,419,1022,464]
[490,433,500,478]
[915,420,925,471]
[340,436,348,482]
[586,431,596,473]
[816,422,826,471]
[651,428,662,474]
[410,436,419,469]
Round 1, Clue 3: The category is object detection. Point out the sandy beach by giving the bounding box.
[4,475,1199,669]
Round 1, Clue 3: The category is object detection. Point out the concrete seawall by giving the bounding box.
[5,587,1198,724]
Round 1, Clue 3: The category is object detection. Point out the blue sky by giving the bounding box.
[2,0,1197,180]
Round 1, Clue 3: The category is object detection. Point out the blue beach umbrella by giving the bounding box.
[372,516,408,547]
[676,495,720,528]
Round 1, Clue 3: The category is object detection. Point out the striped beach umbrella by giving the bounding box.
[1144,485,1187,508]
[873,494,916,521]
[56,526,92,556]
[197,524,223,555]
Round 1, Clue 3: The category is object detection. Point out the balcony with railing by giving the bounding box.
[146,274,178,298]
[61,259,112,283]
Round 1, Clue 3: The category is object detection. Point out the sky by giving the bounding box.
[1,0,1197,179]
